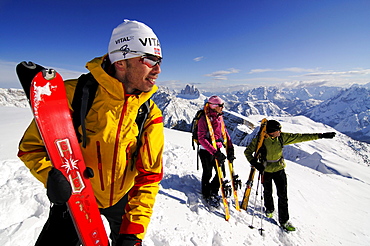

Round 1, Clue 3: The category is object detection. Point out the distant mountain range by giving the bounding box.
[2,83,370,143]
[151,84,370,144]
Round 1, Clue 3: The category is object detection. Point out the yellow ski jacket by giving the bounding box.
[18,56,164,239]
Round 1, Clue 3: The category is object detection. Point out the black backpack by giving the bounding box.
[190,109,205,170]
[71,73,150,167]
[191,109,205,150]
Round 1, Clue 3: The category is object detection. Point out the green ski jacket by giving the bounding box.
[244,132,319,173]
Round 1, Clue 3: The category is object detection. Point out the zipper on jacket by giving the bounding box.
[110,92,128,206]
[120,142,132,190]
[96,141,104,191]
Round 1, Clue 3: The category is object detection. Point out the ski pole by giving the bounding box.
[258,172,265,235]
[249,172,262,229]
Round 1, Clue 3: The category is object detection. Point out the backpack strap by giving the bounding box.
[131,100,151,171]
[278,135,284,148]
[72,73,99,148]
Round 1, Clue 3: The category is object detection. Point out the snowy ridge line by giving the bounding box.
[3,83,370,144]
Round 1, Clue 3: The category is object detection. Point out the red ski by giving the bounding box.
[18,63,108,246]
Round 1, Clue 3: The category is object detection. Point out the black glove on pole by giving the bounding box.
[250,158,265,173]
[318,132,336,139]
[47,168,72,205]
[214,149,226,163]
[226,147,235,162]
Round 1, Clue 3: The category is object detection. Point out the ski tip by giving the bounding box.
[42,69,57,80]
[16,61,45,78]
[19,61,37,69]
[16,61,45,71]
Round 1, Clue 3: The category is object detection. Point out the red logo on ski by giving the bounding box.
[55,138,85,193]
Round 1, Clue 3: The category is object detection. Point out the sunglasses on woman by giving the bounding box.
[209,103,224,109]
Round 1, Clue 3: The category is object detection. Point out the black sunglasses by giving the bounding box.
[209,103,224,108]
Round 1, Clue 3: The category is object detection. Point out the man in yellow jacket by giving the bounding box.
[18,20,164,246]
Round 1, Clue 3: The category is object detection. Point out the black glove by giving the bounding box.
[250,158,265,173]
[214,149,226,163]
[116,234,142,246]
[46,168,72,205]
[318,132,336,139]
[226,147,235,162]
[85,167,94,178]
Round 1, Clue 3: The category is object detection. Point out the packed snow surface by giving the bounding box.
[1,107,370,246]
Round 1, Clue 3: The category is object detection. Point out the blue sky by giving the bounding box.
[1,0,370,92]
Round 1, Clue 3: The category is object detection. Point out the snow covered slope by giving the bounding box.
[1,106,370,246]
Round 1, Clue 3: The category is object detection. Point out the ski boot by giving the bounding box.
[281,221,296,231]
[206,194,221,208]
[265,210,274,219]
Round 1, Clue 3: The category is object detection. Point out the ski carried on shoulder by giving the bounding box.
[16,62,108,246]
[241,118,268,211]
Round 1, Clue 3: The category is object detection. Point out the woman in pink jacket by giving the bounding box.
[197,96,235,207]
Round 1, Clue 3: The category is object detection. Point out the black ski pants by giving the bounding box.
[199,149,225,198]
[35,194,128,246]
[263,169,289,225]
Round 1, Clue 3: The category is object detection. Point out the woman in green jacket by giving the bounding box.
[244,119,336,231]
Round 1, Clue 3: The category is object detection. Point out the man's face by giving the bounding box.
[267,130,281,138]
[115,55,161,93]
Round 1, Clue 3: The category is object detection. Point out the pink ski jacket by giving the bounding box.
[197,108,233,155]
